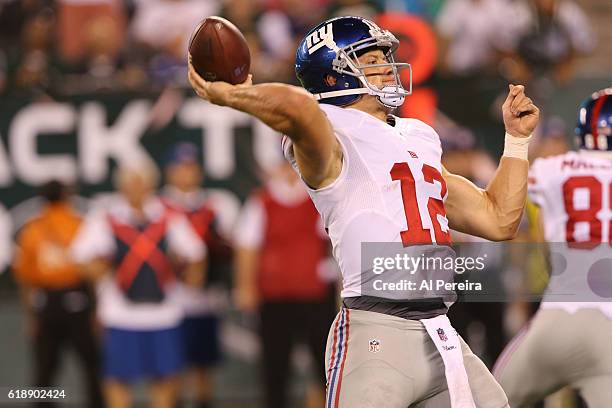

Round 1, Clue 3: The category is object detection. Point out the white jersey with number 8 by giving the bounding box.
[283,104,451,298]
[528,150,612,315]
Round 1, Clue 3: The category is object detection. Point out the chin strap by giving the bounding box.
[312,88,370,101]
[313,86,406,108]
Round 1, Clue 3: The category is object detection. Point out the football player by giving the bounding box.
[494,89,612,407]
[189,16,539,408]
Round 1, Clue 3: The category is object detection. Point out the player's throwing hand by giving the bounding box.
[187,55,253,106]
[502,84,540,138]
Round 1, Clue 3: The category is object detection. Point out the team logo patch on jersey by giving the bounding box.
[437,328,448,342]
[408,150,418,158]
[368,339,381,353]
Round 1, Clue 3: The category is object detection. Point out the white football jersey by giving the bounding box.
[529,150,612,314]
[283,104,452,298]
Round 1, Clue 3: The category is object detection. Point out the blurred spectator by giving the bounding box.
[221,0,261,33]
[436,0,521,76]
[504,0,595,105]
[326,0,382,19]
[71,162,206,408]
[161,143,232,408]
[11,8,56,93]
[130,0,221,86]
[0,0,54,49]
[57,0,147,93]
[234,161,336,408]
[434,0,523,153]
[0,204,11,273]
[262,0,329,11]
[12,181,103,408]
[512,0,594,82]
[396,0,446,22]
[56,0,126,65]
[78,15,123,77]
[219,0,286,85]
[255,0,325,84]
[531,115,570,159]
[437,112,498,181]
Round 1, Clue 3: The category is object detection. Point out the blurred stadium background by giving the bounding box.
[0,0,610,407]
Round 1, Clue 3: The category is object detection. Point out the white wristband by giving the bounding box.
[503,132,532,160]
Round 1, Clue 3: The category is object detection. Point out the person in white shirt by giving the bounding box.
[72,161,206,408]
[437,0,522,75]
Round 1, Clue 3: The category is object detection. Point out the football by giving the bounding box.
[188,16,251,85]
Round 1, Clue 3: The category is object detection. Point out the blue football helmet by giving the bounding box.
[576,88,612,151]
[295,16,411,108]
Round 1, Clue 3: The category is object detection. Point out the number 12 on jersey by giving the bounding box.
[391,162,452,246]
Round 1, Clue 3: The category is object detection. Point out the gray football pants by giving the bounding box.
[494,308,612,408]
[324,308,509,407]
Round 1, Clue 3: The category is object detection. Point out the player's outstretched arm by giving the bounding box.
[188,61,341,189]
[444,85,539,241]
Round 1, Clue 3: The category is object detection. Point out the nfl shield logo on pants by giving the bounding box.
[369,339,381,353]
[437,328,448,342]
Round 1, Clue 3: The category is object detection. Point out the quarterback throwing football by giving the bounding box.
[189,16,539,408]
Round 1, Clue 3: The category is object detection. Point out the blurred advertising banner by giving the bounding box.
[0,91,284,209]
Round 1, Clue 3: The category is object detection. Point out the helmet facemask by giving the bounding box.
[312,24,412,109]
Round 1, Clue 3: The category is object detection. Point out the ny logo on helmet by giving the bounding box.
[306,23,338,55]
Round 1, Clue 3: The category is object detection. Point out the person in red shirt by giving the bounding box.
[234,161,337,408]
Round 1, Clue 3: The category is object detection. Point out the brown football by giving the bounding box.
[189,16,251,85]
